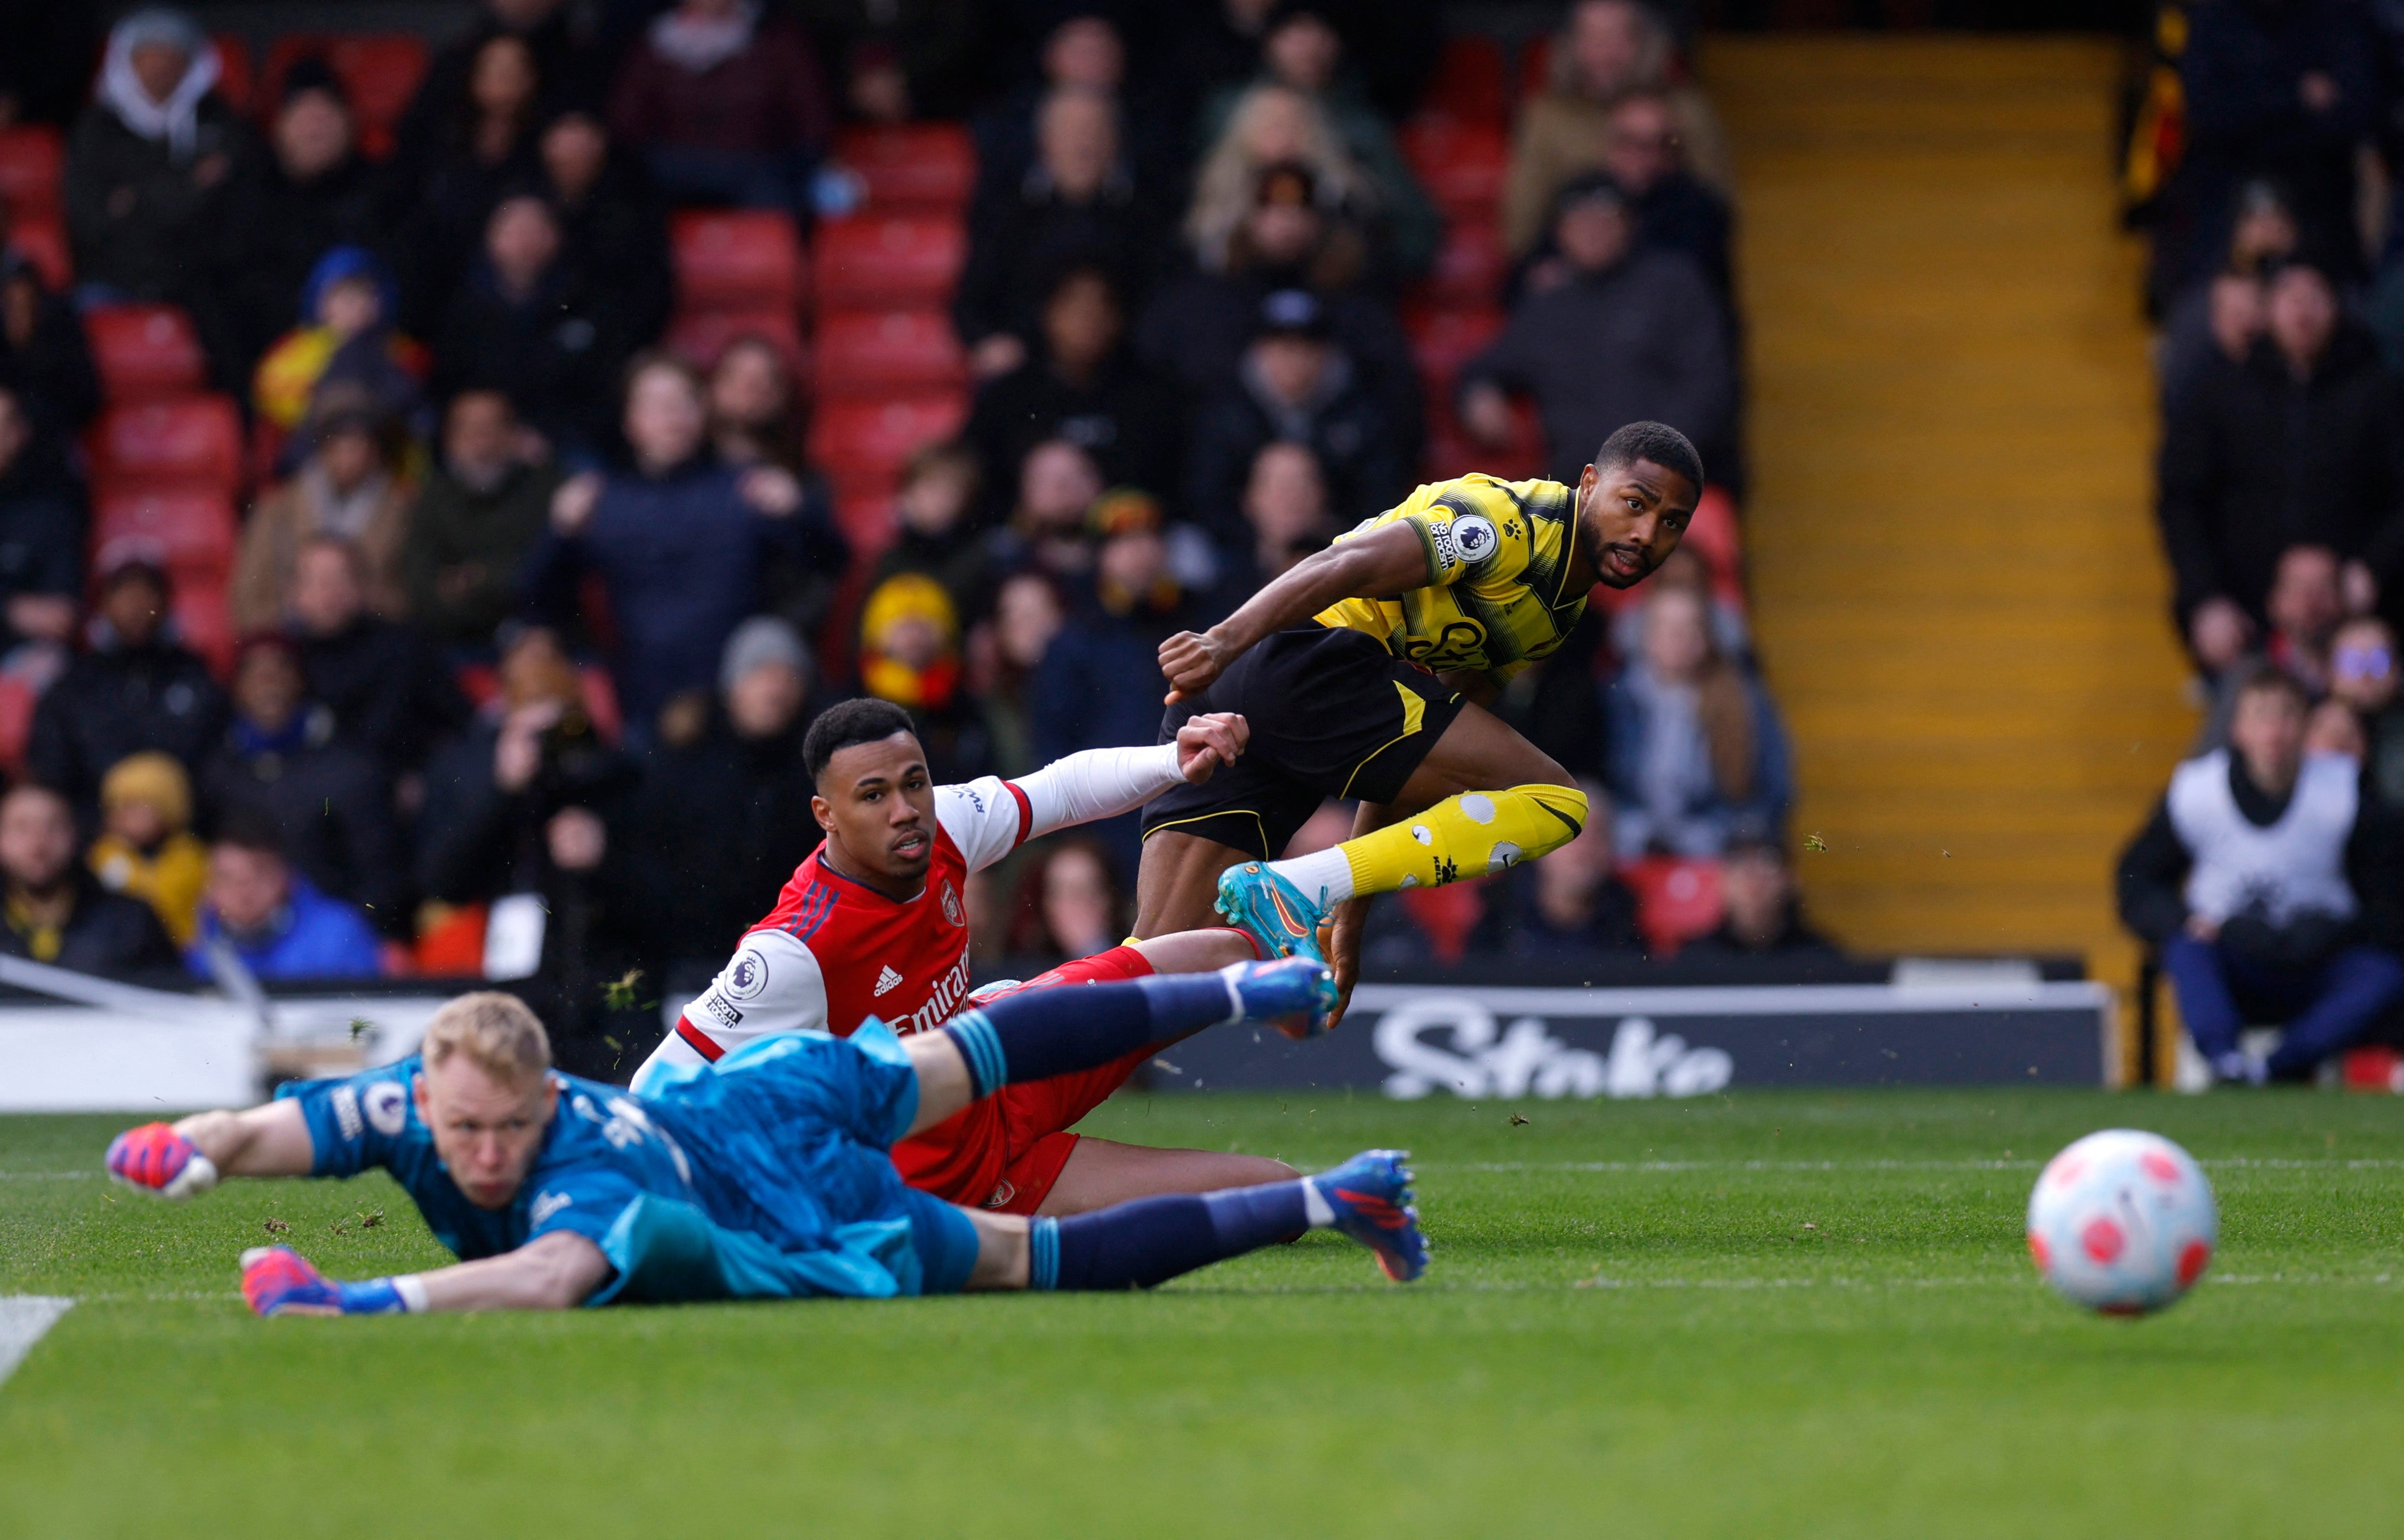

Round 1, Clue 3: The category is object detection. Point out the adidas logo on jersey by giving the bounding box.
[873,965,904,997]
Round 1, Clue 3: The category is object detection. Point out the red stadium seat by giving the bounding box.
[1520,35,1555,100]
[665,309,809,386]
[807,393,969,487]
[1401,117,1508,221]
[1422,36,1507,126]
[835,124,976,212]
[812,215,965,311]
[91,489,238,584]
[0,673,35,778]
[1619,856,1725,957]
[813,310,966,396]
[210,33,256,117]
[1405,305,1503,392]
[835,490,898,558]
[88,396,245,495]
[0,126,64,217]
[1424,395,1542,483]
[1418,223,1505,307]
[6,218,72,290]
[83,305,207,402]
[172,579,236,679]
[1397,880,1493,966]
[262,34,429,156]
[671,210,805,313]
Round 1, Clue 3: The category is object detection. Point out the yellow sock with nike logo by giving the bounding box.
[1266,784,1590,907]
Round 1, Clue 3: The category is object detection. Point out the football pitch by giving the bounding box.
[4,1089,2401,1538]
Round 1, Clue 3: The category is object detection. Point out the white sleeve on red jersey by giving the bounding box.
[680,928,829,1041]
[936,743,1186,874]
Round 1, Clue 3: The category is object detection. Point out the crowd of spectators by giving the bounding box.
[2125,0,2404,1083]
[0,0,1806,1057]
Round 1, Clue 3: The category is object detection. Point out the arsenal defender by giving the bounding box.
[631,697,1290,1215]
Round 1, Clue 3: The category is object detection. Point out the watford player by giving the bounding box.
[631,697,1297,1217]
[1137,421,1704,1023]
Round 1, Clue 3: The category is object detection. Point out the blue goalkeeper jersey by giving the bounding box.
[277,1022,963,1303]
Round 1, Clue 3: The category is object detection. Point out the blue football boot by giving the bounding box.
[1215,861,1328,967]
[1311,1149,1429,1282]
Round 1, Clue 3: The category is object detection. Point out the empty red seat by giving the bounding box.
[1423,36,1508,127]
[1619,856,1726,957]
[807,393,968,485]
[6,217,71,290]
[210,33,256,117]
[1402,117,1508,220]
[813,216,965,311]
[665,309,808,386]
[1406,305,1503,391]
[672,210,805,313]
[0,674,34,778]
[91,489,238,583]
[88,396,244,494]
[0,126,63,217]
[814,310,965,396]
[262,34,428,155]
[84,305,207,402]
[1418,223,1505,307]
[835,124,976,212]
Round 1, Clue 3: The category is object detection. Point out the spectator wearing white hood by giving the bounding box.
[63,8,248,305]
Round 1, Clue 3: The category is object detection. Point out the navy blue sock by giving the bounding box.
[941,972,1237,1099]
[1027,1180,1315,1291]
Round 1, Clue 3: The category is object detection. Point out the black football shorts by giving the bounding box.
[1141,624,1466,859]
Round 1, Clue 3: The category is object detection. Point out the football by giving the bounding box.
[2026,1130,2218,1316]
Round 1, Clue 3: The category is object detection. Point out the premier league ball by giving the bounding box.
[2025,1130,2217,1316]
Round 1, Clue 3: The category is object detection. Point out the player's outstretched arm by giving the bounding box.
[1159,521,1433,702]
[105,1100,318,1198]
[242,1231,612,1317]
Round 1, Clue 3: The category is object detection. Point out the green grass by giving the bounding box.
[5,1090,2403,1538]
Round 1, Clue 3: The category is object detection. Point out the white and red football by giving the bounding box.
[2026,1130,2218,1316]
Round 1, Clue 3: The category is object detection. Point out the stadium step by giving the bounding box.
[1708,37,2193,1005]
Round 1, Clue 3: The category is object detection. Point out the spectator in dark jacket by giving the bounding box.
[432,195,626,463]
[204,59,391,386]
[29,549,227,813]
[609,0,833,214]
[0,783,178,976]
[395,0,610,178]
[522,354,809,733]
[702,336,851,638]
[1495,782,1646,958]
[1519,89,1731,309]
[187,816,383,981]
[1683,840,1840,962]
[401,389,561,649]
[62,10,246,306]
[390,31,547,333]
[0,1,103,131]
[539,108,673,354]
[0,248,101,435]
[872,440,990,614]
[1187,287,1402,539]
[969,15,1179,243]
[955,88,1165,379]
[290,535,469,779]
[798,0,982,121]
[2158,263,2404,674]
[2118,665,2404,1083]
[965,265,1184,525]
[1461,176,1734,487]
[0,386,81,661]
[198,634,407,929]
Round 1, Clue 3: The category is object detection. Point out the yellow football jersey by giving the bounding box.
[1314,474,1584,681]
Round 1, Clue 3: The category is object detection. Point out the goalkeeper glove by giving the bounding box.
[240,1247,421,1317]
[105,1122,219,1199]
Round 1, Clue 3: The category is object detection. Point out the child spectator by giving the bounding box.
[0,782,178,976]
[970,568,1065,777]
[289,535,468,779]
[609,0,834,215]
[0,385,82,665]
[251,248,428,439]
[430,195,625,463]
[63,9,244,306]
[188,816,384,982]
[88,751,208,946]
[871,440,988,610]
[1494,782,1645,959]
[28,546,227,812]
[1606,586,1792,858]
[858,570,990,782]
[1684,840,1839,961]
[538,109,672,356]
[232,393,413,633]
[400,389,561,650]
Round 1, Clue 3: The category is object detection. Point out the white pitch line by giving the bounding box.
[0,1297,72,1389]
[1437,1157,2404,1174]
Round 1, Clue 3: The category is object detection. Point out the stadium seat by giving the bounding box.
[0,673,34,779]
[83,305,208,402]
[813,310,966,396]
[6,217,72,290]
[261,34,429,156]
[90,489,238,584]
[1619,856,1725,957]
[1424,395,1542,483]
[0,126,63,217]
[172,579,236,678]
[812,215,966,311]
[1397,880,1492,966]
[835,490,897,558]
[664,309,809,387]
[1519,35,1554,100]
[1418,222,1505,307]
[671,210,805,314]
[87,396,245,495]
[834,124,976,213]
[1405,305,1504,392]
[210,33,256,117]
[1401,117,1508,221]
[414,901,490,976]
[807,394,969,488]
[1422,36,1507,126]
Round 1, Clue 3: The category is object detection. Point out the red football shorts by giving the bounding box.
[889,944,1157,1214]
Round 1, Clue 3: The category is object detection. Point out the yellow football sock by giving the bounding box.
[1271,784,1588,905]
